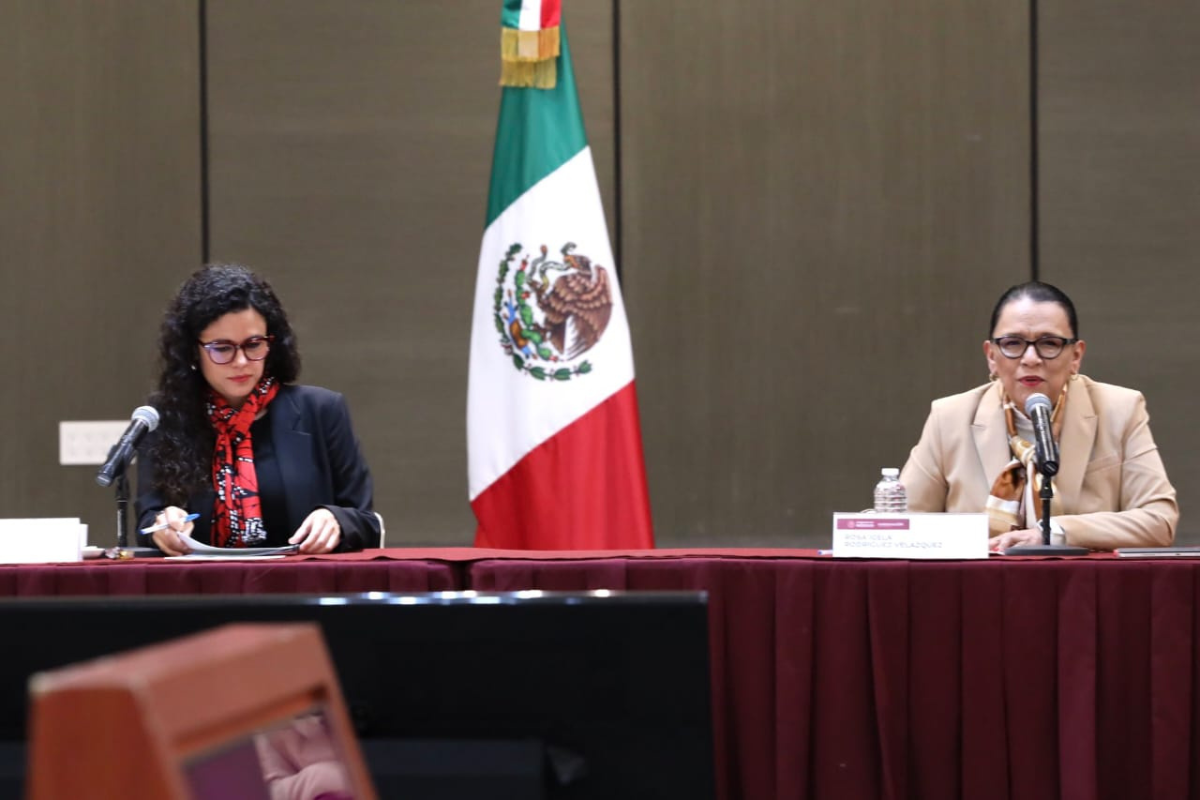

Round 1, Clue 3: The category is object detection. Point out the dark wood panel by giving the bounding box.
[1039,1,1200,543]
[205,1,616,543]
[620,0,1031,545]
[0,0,201,540]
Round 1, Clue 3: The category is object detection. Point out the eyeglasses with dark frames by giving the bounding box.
[989,336,1077,360]
[198,335,274,365]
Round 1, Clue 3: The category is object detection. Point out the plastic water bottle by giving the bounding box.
[873,468,908,513]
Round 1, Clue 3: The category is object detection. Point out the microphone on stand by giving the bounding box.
[95,406,160,487]
[1003,391,1088,556]
[1024,393,1059,477]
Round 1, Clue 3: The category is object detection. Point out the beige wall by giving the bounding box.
[2,1,1195,547]
[619,1,1030,544]
[0,0,201,539]
[1038,0,1200,540]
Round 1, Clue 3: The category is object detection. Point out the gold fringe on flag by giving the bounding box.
[501,27,560,62]
[538,27,560,59]
[499,26,560,88]
[500,58,557,89]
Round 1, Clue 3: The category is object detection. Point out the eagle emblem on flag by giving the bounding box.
[493,241,612,380]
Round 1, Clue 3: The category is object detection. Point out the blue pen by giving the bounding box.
[140,513,201,534]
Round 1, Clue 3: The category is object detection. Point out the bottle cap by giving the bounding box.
[881,467,899,477]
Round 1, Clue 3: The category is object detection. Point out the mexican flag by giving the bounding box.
[467,1,654,550]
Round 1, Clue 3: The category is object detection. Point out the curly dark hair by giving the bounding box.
[147,264,301,503]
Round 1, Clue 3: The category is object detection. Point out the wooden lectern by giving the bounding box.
[26,623,376,799]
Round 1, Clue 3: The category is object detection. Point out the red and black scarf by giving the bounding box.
[208,377,279,547]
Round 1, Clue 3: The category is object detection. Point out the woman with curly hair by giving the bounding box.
[135,264,381,555]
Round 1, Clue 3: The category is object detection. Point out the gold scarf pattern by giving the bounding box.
[985,381,1068,538]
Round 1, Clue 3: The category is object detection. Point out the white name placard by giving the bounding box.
[0,518,87,564]
[831,513,988,559]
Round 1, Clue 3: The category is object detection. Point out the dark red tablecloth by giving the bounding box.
[0,551,458,595]
[468,555,1200,800]
[4,548,1196,800]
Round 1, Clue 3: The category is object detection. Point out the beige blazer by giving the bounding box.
[900,375,1178,550]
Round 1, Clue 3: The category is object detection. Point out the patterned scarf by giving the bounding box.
[986,381,1069,538]
[208,377,279,547]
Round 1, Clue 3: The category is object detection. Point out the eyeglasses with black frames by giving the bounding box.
[989,336,1077,360]
[198,335,274,365]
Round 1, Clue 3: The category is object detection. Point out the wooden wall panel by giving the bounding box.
[1039,1,1200,543]
[205,0,616,543]
[619,1,1031,545]
[15,2,1192,551]
[0,1,201,540]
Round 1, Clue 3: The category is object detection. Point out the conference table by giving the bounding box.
[3,548,1198,800]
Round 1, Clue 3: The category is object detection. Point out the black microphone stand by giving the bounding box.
[114,469,130,549]
[1040,477,1054,546]
[1004,462,1089,556]
[104,443,131,549]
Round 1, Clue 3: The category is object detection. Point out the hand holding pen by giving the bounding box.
[146,506,197,556]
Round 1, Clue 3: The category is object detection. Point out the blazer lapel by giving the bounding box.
[270,388,312,532]
[972,384,1011,490]
[1055,378,1096,514]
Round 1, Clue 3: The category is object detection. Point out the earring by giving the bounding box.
[190,364,197,372]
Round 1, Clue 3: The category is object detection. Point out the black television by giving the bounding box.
[0,591,714,800]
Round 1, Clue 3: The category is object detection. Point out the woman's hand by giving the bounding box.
[989,528,1044,552]
[290,509,341,554]
[152,506,195,556]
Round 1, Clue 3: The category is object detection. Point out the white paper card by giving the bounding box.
[0,518,87,564]
[831,512,989,559]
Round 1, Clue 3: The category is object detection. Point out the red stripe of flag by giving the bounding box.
[540,0,561,29]
[472,382,654,550]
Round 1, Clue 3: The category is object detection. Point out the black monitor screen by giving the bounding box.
[0,591,714,800]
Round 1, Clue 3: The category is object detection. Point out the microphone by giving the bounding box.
[95,406,160,487]
[1024,393,1059,477]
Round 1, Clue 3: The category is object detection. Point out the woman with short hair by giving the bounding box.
[901,280,1178,552]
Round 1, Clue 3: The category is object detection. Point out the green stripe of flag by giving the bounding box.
[485,24,587,227]
[500,0,522,29]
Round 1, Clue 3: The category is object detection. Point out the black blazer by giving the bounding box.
[135,384,382,552]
